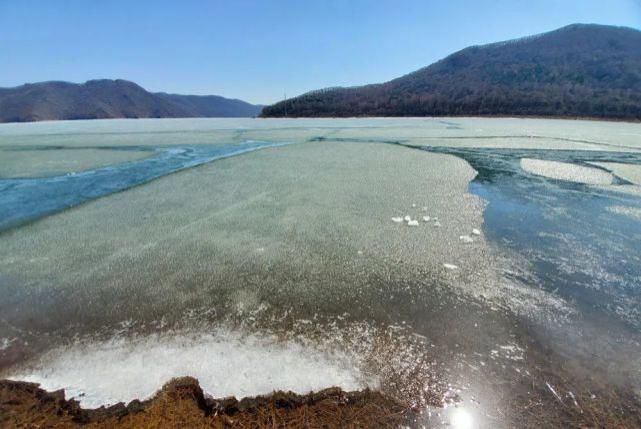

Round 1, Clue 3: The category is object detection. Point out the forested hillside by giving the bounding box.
[262,24,641,120]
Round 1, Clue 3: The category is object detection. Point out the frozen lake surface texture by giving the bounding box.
[1,118,641,427]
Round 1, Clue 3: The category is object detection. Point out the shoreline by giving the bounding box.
[1,114,640,125]
[257,114,641,124]
[0,377,410,428]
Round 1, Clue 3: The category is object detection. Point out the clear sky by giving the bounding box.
[1,0,640,104]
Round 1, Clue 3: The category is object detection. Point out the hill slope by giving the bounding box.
[261,24,641,120]
[0,79,262,122]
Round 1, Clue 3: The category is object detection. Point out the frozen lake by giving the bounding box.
[1,118,641,427]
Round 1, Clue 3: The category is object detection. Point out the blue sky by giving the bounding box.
[1,0,640,104]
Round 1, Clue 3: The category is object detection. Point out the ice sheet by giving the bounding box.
[0,148,152,178]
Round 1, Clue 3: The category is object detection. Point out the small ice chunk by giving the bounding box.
[459,235,474,244]
[0,337,15,351]
[404,215,412,222]
[407,220,419,226]
[443,263,458,270]
[472,229,481,236]
[392,217,404,223]
[545,382,564,404]
[434,221,442,227]
[422,216,431,222]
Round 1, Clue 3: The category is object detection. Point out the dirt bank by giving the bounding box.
[0,377,410,428]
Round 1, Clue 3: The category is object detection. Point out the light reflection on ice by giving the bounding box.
[450,407,474,429]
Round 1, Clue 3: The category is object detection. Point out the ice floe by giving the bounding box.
[520,158,614,185]
[588,162,641,186]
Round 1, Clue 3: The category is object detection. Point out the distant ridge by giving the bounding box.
[261,24,641,120]
[0,79,263,123]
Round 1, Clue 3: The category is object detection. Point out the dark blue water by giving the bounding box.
[424,147,641,331]
[0,142,279,232]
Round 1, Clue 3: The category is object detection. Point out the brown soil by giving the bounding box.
[0,377,411,428]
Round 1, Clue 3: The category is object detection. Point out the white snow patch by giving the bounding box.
[391,217,403,223]
[407,220,419,227]
[471,229,481,236]
[8,330,372,409]
[520,158,614,185]
[459,235,474,244]
[443,263,459,270]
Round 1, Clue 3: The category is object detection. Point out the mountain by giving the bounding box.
[261,24,641,120]
[0,79,262,122]
[155,93,262,118]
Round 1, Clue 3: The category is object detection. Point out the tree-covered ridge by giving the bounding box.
[261,24,641,120]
